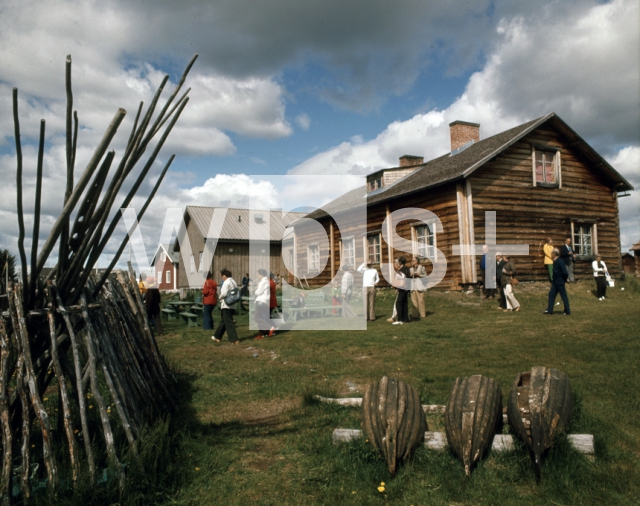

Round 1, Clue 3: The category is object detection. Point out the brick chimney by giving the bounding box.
[449,121,480,152]
[399,155,424,166]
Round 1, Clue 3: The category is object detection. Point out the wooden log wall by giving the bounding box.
[470,125,622,282]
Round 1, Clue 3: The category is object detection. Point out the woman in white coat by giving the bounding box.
[592,254,608,300]
[212,269,240,344]
[253,269,275,340]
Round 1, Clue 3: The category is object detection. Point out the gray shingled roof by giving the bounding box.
[185,206,307,242]
[306,112,633,220]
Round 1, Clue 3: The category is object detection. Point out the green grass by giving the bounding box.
[57,278,640,505]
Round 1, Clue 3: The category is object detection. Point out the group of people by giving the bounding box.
[477,236,613,317]
[205,269,278,344]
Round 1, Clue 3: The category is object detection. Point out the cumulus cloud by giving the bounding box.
[295,113,310,131]
[607,146,640,252]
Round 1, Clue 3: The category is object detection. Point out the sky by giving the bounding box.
[0,0,638,273]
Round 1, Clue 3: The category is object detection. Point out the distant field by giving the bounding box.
[148,278,640,505]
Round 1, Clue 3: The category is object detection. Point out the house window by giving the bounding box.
[166,270,171,284]
[157,270,162,282]
[342,238,355,268]
[532,146,560,187]
[199,251,203,272]
[161,252,166,262]
[308,244,320,272]
[189,254,195,274]
[414,224,434,259]
[367,234,381,263]
[368,177,382,192]
[573,224,594,256]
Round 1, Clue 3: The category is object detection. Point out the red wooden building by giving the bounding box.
[150,243,180,292]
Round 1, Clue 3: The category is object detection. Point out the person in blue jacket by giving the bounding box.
[543,249,571,315]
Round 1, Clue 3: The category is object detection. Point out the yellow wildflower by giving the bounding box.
[377,486,385,493]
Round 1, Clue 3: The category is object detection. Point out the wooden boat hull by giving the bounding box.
[444,375,502,475]
[361,376,426,475]
[507,366,572,478]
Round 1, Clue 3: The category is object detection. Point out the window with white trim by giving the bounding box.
[166,270,171,284]
[189,254,195,274]
[157,270,162,282]
[532,145,561,187]
[367,234,381,263]
[414,224,434,259]
[199,251,203,272]
[342,238,355,268]
[161,252,166,262]
[308,244,320,272]
[573,224,594,256]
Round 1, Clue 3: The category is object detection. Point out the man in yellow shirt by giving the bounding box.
[543,238,554,282]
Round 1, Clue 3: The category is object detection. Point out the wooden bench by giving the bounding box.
[161,308,177,321]
[190,305,203,317]
[180,312,199,327]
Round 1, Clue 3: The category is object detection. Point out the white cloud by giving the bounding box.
[295,113,310,131]
[607,146,640,252]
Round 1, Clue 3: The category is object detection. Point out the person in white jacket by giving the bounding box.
[212,269,240,344]
[592,254,609,300]
[357,260,379,321]
[253,269,275,340]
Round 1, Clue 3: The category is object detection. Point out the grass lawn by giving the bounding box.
[150,278,640,505]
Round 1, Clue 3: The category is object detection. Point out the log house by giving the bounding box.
[295,113,633,290]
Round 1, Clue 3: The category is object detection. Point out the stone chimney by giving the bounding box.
[449,121,480,153]
[399,155,424,166]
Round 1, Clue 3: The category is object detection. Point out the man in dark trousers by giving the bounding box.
[496,252,507,309]
[543,248,571,315]
[560,237,575,282]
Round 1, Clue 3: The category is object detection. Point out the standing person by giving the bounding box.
[387,259,401,323]
[212,269,240,344]
[500,254,520,312]
[202,272,218,331]
[357,260,379,321]
[560,237,575,283]
[592,254,609,300]
[543,249,571,315]
[269,275,278,322]
[331,281,342,315]
[253,269,272,340]
[138,273,147,298]
[241,273,251,297]
[480,245,495,299]
[543,237,554,282]
[393,257,410,325]
[409,256,427,318]
[496,252,507,309]
[144,277,163,336]
[341,266,356,318]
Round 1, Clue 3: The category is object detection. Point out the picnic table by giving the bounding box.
[283,293,341,321]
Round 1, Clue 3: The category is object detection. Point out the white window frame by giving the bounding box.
[189,254,195,274]
[412,223,435,259]
[367,234,381,264]
[157,270,162,282]
[166,270,171,284]
[571,222,597,258]
[308,244,320,272]
[161,252,166,262]
[199,251,203,272]
[341,237,355,268]
[532,144,562,188]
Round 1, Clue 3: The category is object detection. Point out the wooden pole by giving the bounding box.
[34,107,127,280]
[29,119,46,306]
[12,88,29,297]
[0,318,13,506]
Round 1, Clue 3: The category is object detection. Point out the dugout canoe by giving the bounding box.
[361,376,426,475]
[444,375,502,476]
[507,366,573,479]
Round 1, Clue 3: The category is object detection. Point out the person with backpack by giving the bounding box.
[212,269,240,344]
